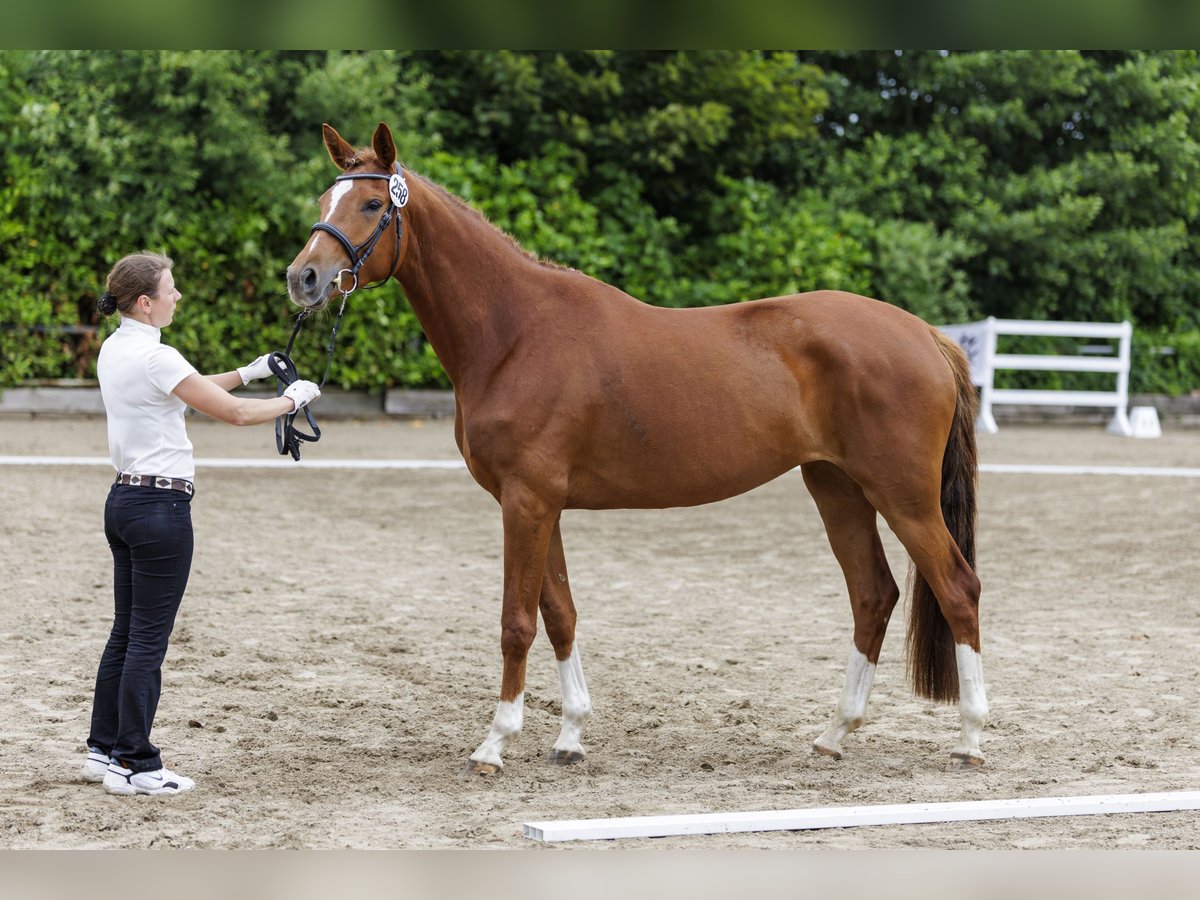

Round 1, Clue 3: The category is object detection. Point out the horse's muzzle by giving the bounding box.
[286,264,334,310]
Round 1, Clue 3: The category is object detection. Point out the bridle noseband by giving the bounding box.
[273,165,409,461]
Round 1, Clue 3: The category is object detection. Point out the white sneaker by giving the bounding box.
[103,762,196,796]
[81,747,110,783]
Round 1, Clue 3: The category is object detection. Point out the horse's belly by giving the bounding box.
[562,386,815,509]
[565,453,796,510]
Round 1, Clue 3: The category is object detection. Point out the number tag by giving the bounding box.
[389,173,409,208]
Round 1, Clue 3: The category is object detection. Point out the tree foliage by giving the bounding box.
[807,50,1200,333]
[2,50,1198,395]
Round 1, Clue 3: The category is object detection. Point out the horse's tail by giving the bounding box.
[906,329,979,704]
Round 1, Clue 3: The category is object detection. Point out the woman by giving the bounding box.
[80,250,320,796]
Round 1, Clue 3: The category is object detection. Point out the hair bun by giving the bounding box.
[97,291,118,315]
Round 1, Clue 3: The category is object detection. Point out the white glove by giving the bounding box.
[283,380,321,412]
[237,353,277,385]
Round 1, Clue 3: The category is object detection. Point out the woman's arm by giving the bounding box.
[205,371,244,391]
[173,373,295,426]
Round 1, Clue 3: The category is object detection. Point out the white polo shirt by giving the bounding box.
[97,317,199,480]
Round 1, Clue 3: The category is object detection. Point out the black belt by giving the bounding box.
[114,473,195,496]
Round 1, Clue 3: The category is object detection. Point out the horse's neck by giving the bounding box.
[397,180,551,387]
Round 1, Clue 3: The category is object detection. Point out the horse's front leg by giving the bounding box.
[539,517,591,765]
[463,484,559,777]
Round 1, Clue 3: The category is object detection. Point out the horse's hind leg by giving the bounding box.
[539,517,592,765]
[802,462,900,760]
[873,496,988,769]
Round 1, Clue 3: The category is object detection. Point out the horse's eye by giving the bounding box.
[366,199,383,211]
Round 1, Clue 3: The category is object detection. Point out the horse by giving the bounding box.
[286,123,989,777]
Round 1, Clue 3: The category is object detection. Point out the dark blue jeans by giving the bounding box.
[87,484,193,773]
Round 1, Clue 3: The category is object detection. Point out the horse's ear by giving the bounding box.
[323,123,357,171]
[372,122,397,171]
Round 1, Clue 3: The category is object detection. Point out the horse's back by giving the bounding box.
[540,288,954,508]
[646,290,954,425]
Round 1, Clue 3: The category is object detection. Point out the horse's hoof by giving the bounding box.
[461,759,502,778]
[947,752,985,771]
[812,741,844,761]
[547,749,585,766]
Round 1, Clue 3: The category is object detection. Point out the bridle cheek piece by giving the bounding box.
[272,166,408,461]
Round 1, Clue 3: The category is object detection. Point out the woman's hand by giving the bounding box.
[284,380,321,412]
[236,353,277,385]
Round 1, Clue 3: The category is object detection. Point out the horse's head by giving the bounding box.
[286,123,409,311]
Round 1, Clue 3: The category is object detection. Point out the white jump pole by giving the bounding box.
[522,790,1200,843]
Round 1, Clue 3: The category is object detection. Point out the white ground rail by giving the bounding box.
[939,318,1133,434]
[523,790,1200,842]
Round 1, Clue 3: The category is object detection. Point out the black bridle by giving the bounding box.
[310,166,406,298]
[273,166,408,460]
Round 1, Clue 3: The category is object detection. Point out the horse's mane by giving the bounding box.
[423,173,577,274]
[347,150,574,274]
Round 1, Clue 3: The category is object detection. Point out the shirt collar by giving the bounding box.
[118,316,162,342]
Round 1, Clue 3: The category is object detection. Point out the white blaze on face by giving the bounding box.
[307,179,356,254]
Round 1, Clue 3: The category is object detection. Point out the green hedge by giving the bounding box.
[1131,329,1200,396]
[3,50,1200,401]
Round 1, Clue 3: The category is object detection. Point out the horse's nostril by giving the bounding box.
[302,267,317,291]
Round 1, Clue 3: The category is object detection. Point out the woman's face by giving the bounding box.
[146,268,181,328]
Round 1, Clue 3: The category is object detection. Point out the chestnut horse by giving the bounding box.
[287,123,988,776]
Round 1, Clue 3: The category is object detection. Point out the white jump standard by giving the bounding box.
[939,317,1135,434]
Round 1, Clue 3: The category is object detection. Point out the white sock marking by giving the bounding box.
[553,646,592,755]
[953,644,988,760]
[470,695,524,768]
[814,647,876,756]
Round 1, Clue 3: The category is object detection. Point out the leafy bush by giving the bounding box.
[1132,329,1200,396]
[0,50,439,391]
[3,50,1199,401]
[681,177,872,306]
